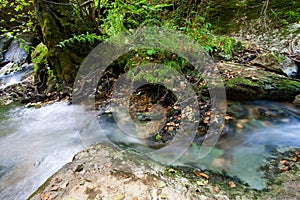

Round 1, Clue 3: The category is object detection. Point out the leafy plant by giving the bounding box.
[0,0,36,33]
[100,0,172,37]
[57,32,104,47]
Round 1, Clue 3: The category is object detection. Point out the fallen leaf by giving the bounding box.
[168,168,176,173]
[236,123,243,129]
[160,193,168,199]
[279,166,289,172]
[197,179,208,186]
[228,181,236,188]
[280,160,289,166]
[41,192,50,200]
[50,185,58,191]
[132,196,138,200]
[156,188,162,195]
[158,180,166,188]
[203,117,210,124]
[79,180,85,186]
[225,116,233,120]
[114,193,125,200]
[291,157,298,162]
[60,181,69,189]
[214,186,220,193]
[194,171,210,179]
[168,126,174,131]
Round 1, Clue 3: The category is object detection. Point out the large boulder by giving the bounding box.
[28,143,300,200]
[217,62,300,100]
[28,144,232,200]
[251,52,298,77]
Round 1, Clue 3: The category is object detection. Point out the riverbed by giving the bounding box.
[0,100,299,199]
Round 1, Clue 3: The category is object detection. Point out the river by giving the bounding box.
[0,100,299,199]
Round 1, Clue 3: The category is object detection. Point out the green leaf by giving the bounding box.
[155,134,161,141]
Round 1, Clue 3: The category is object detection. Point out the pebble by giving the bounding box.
[157,180,166,188]
[160,193,168,199]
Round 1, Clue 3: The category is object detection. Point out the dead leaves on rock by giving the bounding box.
[278,151,300,172]
[40,192,50,200]
[228,181,236,188]
[194,171,210,179]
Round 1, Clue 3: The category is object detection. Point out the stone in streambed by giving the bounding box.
[293,94,300,105]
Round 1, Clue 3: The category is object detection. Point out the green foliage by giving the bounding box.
[123,49,191,86]
[31,42,48,74]
[270,0,300,24]
[18,38,31,53]
[271,50,285,63]
[57,32,104,47]
[164,13,241,58]
[100,0,172,37]
[0,0,35,33]
[57,0,240,59]
[56,0,171,47]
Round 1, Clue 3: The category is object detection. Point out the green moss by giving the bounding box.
[277,79,300,92]
[203,0,300,34]
[226,76,260,88]
[31,42,48,74]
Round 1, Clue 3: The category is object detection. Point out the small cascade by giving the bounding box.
[0,34,33,89]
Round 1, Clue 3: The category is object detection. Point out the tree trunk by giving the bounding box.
[33,0,96,91]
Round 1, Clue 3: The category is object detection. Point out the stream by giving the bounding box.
[0,100,299,199]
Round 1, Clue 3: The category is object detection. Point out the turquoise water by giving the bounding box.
[0,101,299,199]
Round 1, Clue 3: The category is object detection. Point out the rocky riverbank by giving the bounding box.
[28,144,300,200]
[1,24,300,200]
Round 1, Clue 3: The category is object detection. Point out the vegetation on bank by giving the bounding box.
[0,0,299,93]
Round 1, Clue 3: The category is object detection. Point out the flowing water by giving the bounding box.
[0,101,299,199]
[0,103,86,200]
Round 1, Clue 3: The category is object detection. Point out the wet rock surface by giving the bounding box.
[28,144,300,200]
[28,144,226,200]
[0,33,34,90]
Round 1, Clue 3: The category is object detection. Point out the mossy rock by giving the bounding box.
[217,63,300,100]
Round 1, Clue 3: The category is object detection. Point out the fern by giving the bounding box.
[57,32,104,47]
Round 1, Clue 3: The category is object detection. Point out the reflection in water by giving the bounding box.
[0,100,299,199]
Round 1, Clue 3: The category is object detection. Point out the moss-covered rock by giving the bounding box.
[217,63,300,100]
